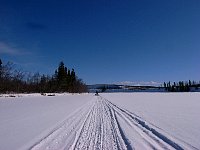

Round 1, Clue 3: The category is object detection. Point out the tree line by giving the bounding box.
[0,59,87,93]
[163,80,199,92]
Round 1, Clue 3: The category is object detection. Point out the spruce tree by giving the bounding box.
[168,81,171,91]
[189,80,191,87]
[0,59,2,79]
[164,82,167,91]
[0,59,2,92]
[57,61,68,91]
[172,82,176,92]
[57,61,65,81]
[0,59,2,67]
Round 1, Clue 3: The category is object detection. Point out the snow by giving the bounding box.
[103,92,200,149]
[0,94,92,150]
[0,93,200,150]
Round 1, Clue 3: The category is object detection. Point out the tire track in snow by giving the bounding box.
[70,96,128,150]
[101,96,198,150]
[30,96,128,150]
[30,95,197,150]
[30,99,95,150]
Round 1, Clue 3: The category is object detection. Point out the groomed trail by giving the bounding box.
[30,96,198,150]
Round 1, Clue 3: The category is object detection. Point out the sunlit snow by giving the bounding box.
[0,93,199,150]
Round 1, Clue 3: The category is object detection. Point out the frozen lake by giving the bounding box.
[0,92,199,149]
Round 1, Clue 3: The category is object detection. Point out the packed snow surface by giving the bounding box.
[0,93,200,150]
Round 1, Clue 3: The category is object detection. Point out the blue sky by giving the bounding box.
[0,0,199,84]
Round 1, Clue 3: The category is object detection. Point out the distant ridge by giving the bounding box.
[114,81,162,87]
[87,83,163,93]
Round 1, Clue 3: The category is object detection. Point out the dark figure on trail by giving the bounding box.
[95,91,99,96]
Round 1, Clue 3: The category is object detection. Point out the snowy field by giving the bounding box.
[0,93,199,150]
[103,93,200,149]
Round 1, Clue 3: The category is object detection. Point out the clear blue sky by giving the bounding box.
[0,0,199,84]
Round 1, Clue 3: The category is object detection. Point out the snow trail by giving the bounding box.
[30,95,198,150]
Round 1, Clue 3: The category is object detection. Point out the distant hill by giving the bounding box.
[87,84,164,93]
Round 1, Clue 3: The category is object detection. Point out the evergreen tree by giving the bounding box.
[171,82,176,92]
[163,80,199,92]
[189,80,192,87]
[164,82,167,90]
[0,60,87,93]
[185,83,190,92]
[167,81,171,91]
[192,80,195,86]
[40,74,47,92]
[0,59,2,79]
[101,85,107,92]
[0,59,2,92]
[57,61,68,91]
[57,61,66,81]
[0,59,2,68]
[71,69,76,82]
[54,70,58,79]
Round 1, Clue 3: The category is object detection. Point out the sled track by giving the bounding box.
[30,96,198,150]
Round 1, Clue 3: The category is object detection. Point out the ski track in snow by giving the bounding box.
[30,96,198,150]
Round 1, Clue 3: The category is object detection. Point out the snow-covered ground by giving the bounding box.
[0,93,199,150]
[0,94,92,150]
[103,93,200,149]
